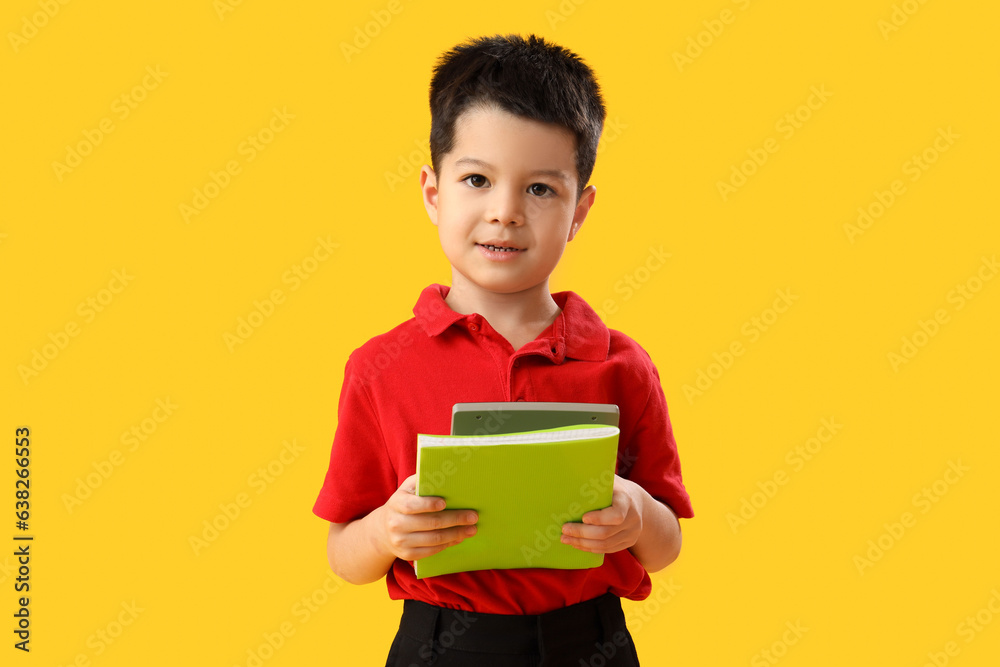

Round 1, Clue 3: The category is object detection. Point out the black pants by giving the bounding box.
[384,593,641,667]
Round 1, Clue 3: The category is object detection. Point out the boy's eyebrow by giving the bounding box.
[453,157,571,183]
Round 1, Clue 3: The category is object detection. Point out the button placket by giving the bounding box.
[509,354,522,401]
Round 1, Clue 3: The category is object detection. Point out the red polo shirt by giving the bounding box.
[313,284,693,614]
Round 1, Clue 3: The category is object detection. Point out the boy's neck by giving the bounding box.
[444,276,561,352]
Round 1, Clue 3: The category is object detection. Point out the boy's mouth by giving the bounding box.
[477,241,524,252]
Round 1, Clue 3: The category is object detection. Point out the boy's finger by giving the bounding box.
[442,509,478,526]
[559,533,605,554]
[408,531,474,560]
[409,524,477,549]
[580,506,625,525]
[399,474,418,493]
[563,521,615,541]
[401,494,446,513]
[413,509,477,529]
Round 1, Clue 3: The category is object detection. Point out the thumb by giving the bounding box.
[399,473,418,494]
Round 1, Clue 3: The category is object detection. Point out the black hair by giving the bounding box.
[429,33,606,199]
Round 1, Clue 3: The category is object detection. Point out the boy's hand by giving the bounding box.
[376,474,478,563]
[560,475,644,554]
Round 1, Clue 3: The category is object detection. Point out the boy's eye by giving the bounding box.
[529,183,553,197]
[464,174,488,188]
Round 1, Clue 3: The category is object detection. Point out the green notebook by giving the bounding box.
[414,424,620,579]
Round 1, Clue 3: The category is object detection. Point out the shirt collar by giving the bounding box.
[413,283,610,362]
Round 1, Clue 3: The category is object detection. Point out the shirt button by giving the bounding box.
[516,397,525,402]
[469,323,479,332]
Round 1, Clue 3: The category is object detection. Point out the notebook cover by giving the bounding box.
[414,425,619,579]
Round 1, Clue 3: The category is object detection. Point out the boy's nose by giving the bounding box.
[486,186,525,226]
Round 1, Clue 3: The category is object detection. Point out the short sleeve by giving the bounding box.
[621,364,694,519]
[312,354,400,523]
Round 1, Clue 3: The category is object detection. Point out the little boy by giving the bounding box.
[313,33,693,666]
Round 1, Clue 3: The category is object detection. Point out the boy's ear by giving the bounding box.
[567,184,596,242]
[419,165,439,226]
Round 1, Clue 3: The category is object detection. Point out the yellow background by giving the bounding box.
[3,0,999,665]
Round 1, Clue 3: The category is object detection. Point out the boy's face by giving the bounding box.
[420,106,596,298]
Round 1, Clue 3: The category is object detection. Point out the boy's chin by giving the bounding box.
[457,277,548,296]
[450,264,551,296]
